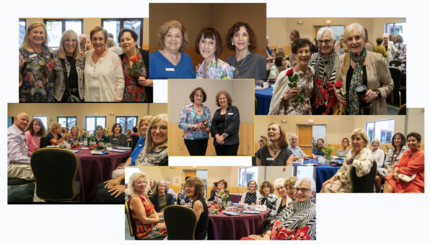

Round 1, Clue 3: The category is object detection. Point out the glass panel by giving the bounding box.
[19,20,26,46]
[68,117,76,128]
[8,117,14,128]
[33,116,48,130]
[46,21,62,49]
[116,117,126,134]
[58,117,67,128]
[86,117,95,133]
[126,117,137,132]
[124,20,141,47]
[330,26,344,43]
[103,20,120,46]
[65,20,82,35]
[96,117,106,129]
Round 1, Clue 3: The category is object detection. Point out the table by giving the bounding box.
[229,194,242,203]
[208,210,270,240]
[293,159,342,193]
[74,147,131,202]
[255,85,273,115]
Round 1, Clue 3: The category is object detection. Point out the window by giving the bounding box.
[365,119,395,143]
[102,19,143,47]
[238,167,258,186]
[57,117,77,128]
[19,19,26,47]
[85,116,106,134]
[8,117,14,128]
[44,19,83,49]
[116,116,138,134]
[385,22,406,43]
[33,116,48,129]
[315,25,344,43]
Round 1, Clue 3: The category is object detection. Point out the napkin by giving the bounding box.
[91,151,108,155]
[399,174,416,183]
[46,145,59,148]
[110,149,127,153]
[69,150,79,153]
[223,211,240,216]
[114,146,131,149]
[243,211,261,214]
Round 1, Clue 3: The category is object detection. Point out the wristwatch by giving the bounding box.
[375,89,381,98]
[222,133,227,138]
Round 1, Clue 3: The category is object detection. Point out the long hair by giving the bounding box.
[25,118,46,137]
[129,172,149,196]
[70,125,80,139]
[20,22,48,49]
[138,116,154,137]
[144,114,168,151]
[268,123,288,149]
[152,180,167,196]
[57,30,82,60]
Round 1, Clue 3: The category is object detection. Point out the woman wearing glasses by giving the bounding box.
[336,137,352,158]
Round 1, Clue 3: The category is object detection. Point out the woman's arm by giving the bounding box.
[120,134,128,147]
[224,106,240,136]
[49,134,69,145]
[375,56,394,98]
[19,52,25,87]
[130,197,161,225]
[167,194,174,206]
[375,150,385,168]
[351,149,374,177]
[396,151,424,176]
[178,105,192,130]
[193,200,204,222]
[286,154,294,166]
[113,55,125,102]
[210,110,219,138]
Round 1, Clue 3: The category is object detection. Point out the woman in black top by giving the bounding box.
[149,180,174,213]
[89,125,107,145]
[206,181,218,202]
[185,177,209,240]
[211,90,240,156]
[108,123,128,146]
[256,123,293,166]
[46,122,71,146]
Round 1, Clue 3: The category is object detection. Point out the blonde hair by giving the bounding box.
[157,20,189,52]
[50,122,62,134]
[350,128,370,146]
[273,178,286,189]
[284,176,298,188]
[129,172,148,195]
[20,22,48,49]
[57,30,82,60]
[138,115,154,137]
[70,125,80,138]
[144,114,168,151]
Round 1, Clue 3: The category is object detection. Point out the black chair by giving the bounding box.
[351,160,377,193]
[398,104,407,115]
[31,148,81,201]
[164,205,197,240]
[389,59,402,67]
[40,136,47,148]
[125,200,139,240]
[389,67,406,107]
[130,135,140,151]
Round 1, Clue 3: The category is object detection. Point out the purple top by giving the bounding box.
[8,124,30,166]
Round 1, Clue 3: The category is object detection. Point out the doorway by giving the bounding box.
[297,125,326,155]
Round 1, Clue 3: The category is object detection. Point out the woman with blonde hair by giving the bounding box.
[25,118,46,155]
[19,22,55,102]
[53,30,84,102]
[256,123,293,166]
[46,122,71,146]
[69,125,80,143]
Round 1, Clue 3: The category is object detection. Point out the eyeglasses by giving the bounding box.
[318,39,332,44]
[294,188,310,192]
[151,126,167,132]
[258,140,263,143]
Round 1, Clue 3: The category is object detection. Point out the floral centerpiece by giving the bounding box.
[321,144,335,162]
[286,69,308,113]
[219,190,229,209]
[209,204,223,215]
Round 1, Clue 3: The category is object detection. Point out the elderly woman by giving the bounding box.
[83,26,124,102]
[372,38,388,58]
[24,118,46,156]
[267,56,287,80]
[211,90,240,156]
[256,123,293,166]
[225,22,266,80]
[338,34,348,55]
[309,27,339,115]
[195,27,234,79]
[68,125,80,143]
[46,122,71,146]
[393,35,405,62]
[382,33,398,62]
[258,181,278,216]
[127,172,167,239]
[320,128,374,193]
[107,38,122,55]
[335,23,394,115]
[185,177,209,240]
[118,29,152,102]
[274,178,292,212]
[213,179,230,204]
[269,39,314,115]
[149,180,174,213]
[384,132,424,193]
[177,182,191,205]
[370,139,386,191]
[336,137,352,158]
[52,30,84,102]
[258,136,268,149]
[107,123,128,146]
[149,20,195,79]
[135,114,168,166]
[90,125,108,145]
[79,34,90,53]
[377,133,409,183]
[240,180,261,205]
[19,22,55,102]
[312,138,325,157]
[178,87,211,156]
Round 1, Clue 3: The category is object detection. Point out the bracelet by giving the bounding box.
[159,217,164,222]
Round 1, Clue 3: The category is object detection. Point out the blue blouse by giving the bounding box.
[178,103,212,140]
[148,50,195,79]
[129,136,145,166]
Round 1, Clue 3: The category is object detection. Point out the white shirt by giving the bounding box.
[372,148,385,168]
[83,49,125,101]
[108,46,123,56]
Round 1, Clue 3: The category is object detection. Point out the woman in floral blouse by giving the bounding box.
[320,128,374,193]
[178,87,211,156]
[195,27,233,79]
[19,22,55,102]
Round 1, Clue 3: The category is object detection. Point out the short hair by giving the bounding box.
[57,30,82,60]
[185,177,205,199]
[215,90,233,107]
[79,34,87,42]
[70,125,80,138]
[189,87,207,103]
[268,123,288,149]
[25,118,46,137]
[144,114,168,151]
[284,176,298,188]
[132,126,138,133]
[106,38,117,48]
[277,46,285,52]
[290,30,300,41]
[225,22,258,51]
[108,33,114,39]
[395,35,404,44]
[138,116,154,137]
[391,133,406,150]
[407,132,421,142]
[20,22,48,49]
[389,34,395,40]
[50,122,62,134]
[344,23,365,40]
[129,172,148,195]
[218,179,228,189]
[195,27,223,57]
[213,181,219,187]
[317,138,324,143]
[275,55,285,67]
[316,27,335,42]
[376,38,383,45]
[112,123,123,134]
[94,125,103,135]
[157,20,189,52]
[350,128,370,146]
[247,179,258,190]
[342,137,350,145]
[275,50,285,57]
[382,33,389,39]
[295,177,316,192]
[273,178,285,189]
[259,181,274,195]
[260,135,268,145]
[291,38,314,54]
[118,28,139,48]
[152,180,166,196]
[371,139,380,146]
[90,26,108,43]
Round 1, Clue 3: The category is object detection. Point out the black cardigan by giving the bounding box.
[149,193,174,212]
[207,189,217,202]
[211,106,240,146]
[119,48,152,102]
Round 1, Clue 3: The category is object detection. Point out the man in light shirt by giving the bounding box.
[8,112,33,180]
[288,134,309,160]
[166,181,176,202]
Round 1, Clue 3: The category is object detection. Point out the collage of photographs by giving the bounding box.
[7,2,424,242]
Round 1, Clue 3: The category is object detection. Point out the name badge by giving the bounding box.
[165,68,175,71]
[113,138,117,141]
[228,113,233,115]
[267,158,274,161]
[138,144,142,147]
[29,54,37,58]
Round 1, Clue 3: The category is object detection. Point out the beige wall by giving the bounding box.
[406,108,425,144]
[8,103,167,130]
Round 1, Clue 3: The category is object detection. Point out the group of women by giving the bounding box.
[178,87,240,156]
[370,34,405,63]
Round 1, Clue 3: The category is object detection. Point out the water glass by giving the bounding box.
[84,141,88,147]
[227,201,231,206]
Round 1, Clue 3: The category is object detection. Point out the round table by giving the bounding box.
[255,85,273,115]
[73,146,132,202]
[293,159,342,193]
[208,210,270,240]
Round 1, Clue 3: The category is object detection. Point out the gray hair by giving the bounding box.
[295,177,316,192]
[290,134,298,140]
[344,23,365,39]
[382,33,389,39]
[153,180,166,196]
[273,178,285,189]
[277,46,285,52]
[57,30,82,60]
[316,27,336,42]
[79,34,87,42]
[247,179,258,190]
[371,139,380,146]
[266,36,269,40]
[107,38,117,48]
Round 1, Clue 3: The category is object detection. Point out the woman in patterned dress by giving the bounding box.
[19,22,55,102]
[128,172,167,240]
[258,181,279,216]
[240,179,261,205]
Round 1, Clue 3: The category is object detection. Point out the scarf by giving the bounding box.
[348,48,366,115]
[310,50,339,84]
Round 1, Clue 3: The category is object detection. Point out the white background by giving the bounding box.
[1,0,428,244]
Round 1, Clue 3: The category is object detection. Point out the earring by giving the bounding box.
[232,42,234,46]
[248,43,250,45]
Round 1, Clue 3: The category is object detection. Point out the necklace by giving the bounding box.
[92,49,106,60]
[31,45,45,66]
[233,51,249,76]
[270,144,281,155]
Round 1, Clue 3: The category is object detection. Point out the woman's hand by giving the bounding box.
[346,158,354,165]
[392,171,399,180]
[104,178,121,188]
[155,223,166,231]
[198,125,209,132]
[364,90,378,103]
[116,166,125,170]
[322,178,334,188]
[336,92,347,105]
[108,185,125,198]
[283,87,298,101]
[249,235,263,240]
[115,99,122,102]
[138,76,147,86]
[387,166,393,174]
[189,125,198,131]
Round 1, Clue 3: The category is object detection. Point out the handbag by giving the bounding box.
[60,59,81,102]
[333,52,349,115]
[399,173,416,182]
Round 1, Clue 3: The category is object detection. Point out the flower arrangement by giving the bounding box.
[209,204,223,215]
[71,143,78,149]
[334,81,349,113]
[321,144,335,162]
[286,69,306,112]
[219,190,229,209]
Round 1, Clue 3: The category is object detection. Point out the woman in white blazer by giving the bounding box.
[383,33,398,63]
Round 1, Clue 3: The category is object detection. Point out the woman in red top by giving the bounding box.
[384,132,424,193]
[128,172,167,239]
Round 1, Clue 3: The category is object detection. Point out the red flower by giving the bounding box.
[285,68,294,77]
[334,80,342,89]
[47,61,54,70]
[130,55,138,62]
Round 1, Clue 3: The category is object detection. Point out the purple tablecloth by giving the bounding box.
[74,147,131,202]
[229,194,242,203]
[208,210,270,240]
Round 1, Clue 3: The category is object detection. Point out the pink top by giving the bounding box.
[24,131,41,156]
